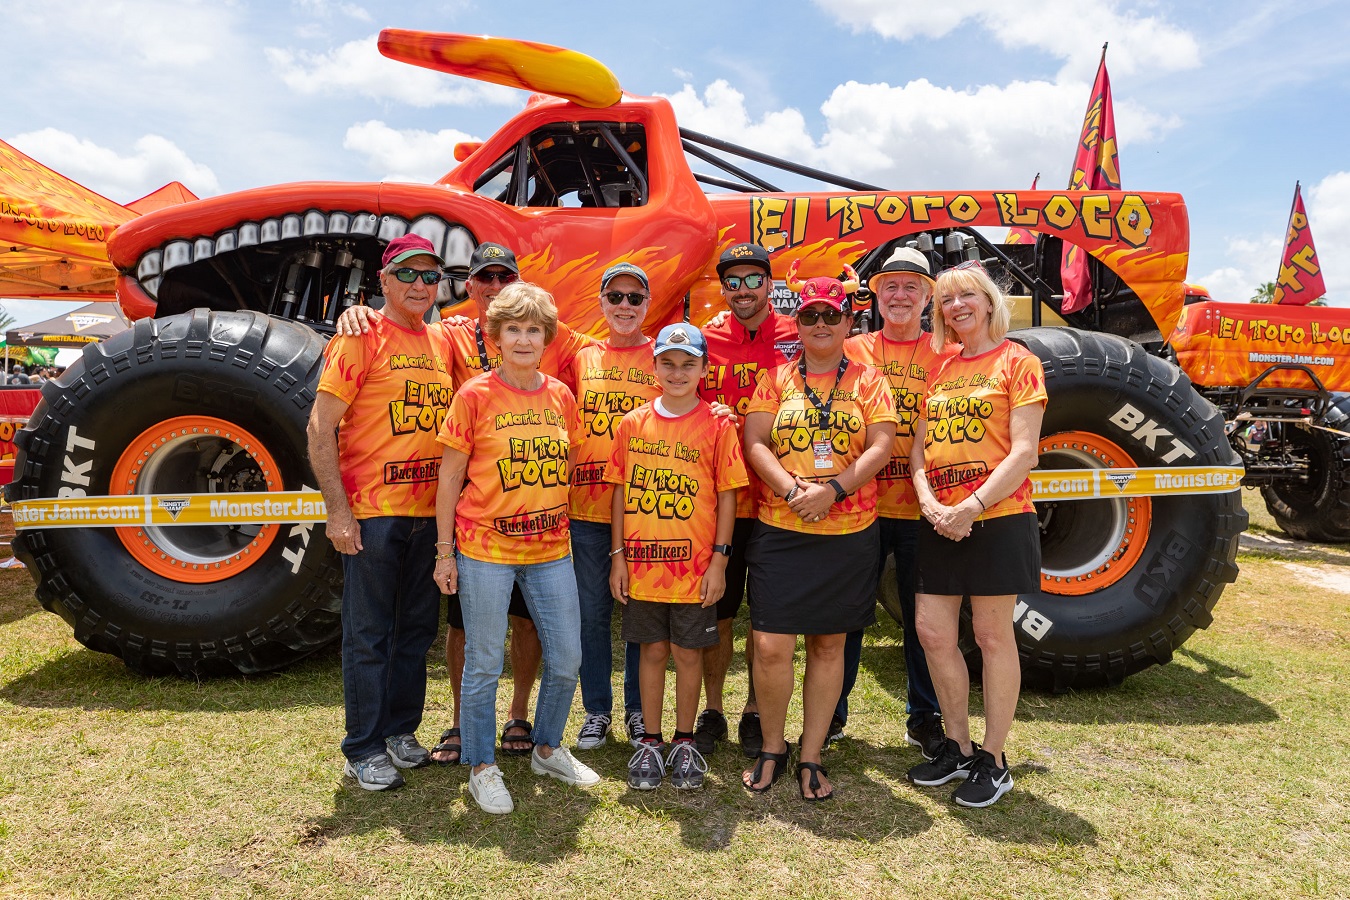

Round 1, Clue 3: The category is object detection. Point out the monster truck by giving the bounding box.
[7,30,1245,688]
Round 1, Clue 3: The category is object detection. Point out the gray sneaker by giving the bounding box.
[532,745,602,786]
[624,709,646,748]
[385,733,431,769]
[344,752,405,791]
[666,740,708,790]
[627,741,665,790]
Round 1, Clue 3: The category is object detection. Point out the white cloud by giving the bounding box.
[267,35,522,107]
[819,0,1200,77]
[295,0,372,22]
[7,128,222,202]
[342,120,480,183]
[664,76,1177,191]
[11,1,241,68]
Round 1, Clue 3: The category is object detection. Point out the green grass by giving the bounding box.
[1,489,1347,898]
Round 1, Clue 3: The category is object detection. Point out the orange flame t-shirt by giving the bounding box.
[747,360,898,535]
[568,341,663,523]
[436,371,581,564]
[444,319,592,395]
[605,402,748,603]
[920,339,1048,519]
[844,332,955,520]
[317,316,457,519]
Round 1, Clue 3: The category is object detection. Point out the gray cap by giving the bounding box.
[653,323,707,358]
[600,262,650,290]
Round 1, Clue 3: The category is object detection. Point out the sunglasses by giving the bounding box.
[949,260,987,273]
[605,291,648,306]
[797,307,844,326]
[472,270,518,285]
[391,267,445,285]
[722,273,767,290]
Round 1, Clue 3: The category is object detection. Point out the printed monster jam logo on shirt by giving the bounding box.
[771,408,863,459]
[389,381,452,435]
[497,433,569,492]
[774,339,803,361]
[385,457,441,484]
[624,465,702,520]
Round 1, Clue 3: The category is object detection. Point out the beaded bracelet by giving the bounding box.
[435,552,455,561]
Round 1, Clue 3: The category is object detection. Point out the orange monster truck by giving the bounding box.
[6,31,1246,689]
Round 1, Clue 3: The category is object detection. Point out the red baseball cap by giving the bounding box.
[382,234,446,268]
[796,276,849,313]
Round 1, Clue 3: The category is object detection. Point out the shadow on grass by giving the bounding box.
[0,640,345,711]
[1016,648,1278,726]
[303,760,598,862]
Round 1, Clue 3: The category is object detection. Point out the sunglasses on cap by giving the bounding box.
[472,270,518,285]
[391,267,445,285]
[722,273,767,290]
[796,307,844,326]
[605,291,648,306]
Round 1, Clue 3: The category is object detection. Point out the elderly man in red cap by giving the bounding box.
[309,233,459,791]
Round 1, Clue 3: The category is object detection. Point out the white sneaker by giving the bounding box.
[531,745,601,787]
[575,712,611,750]
[468,764,514,814]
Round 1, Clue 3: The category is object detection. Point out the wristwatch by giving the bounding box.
[712,544,733,557]
[827,478,848,503]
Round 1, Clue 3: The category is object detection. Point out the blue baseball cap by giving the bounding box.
[654,323,707,358]
[600,261,650,290]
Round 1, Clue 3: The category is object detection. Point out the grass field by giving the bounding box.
[0,492,1346,898]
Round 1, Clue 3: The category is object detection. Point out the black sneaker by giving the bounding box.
[905,712,947,761]
[826,714,846,744]
[624,709,646,748]
[627,740,665,791]
[907,738,980,786]
[953,750,1013,808]
[693,708,728,755]
[738,712,763,759]
[666,740,709,790]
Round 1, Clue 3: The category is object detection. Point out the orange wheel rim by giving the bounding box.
[109,416,282,583]
[1035,431,1152,596]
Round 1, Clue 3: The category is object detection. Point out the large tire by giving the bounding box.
[886,328,1246,690]
[8,310,342,676]
[1260,395,1350,543]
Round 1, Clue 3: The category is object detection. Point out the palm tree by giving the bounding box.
[1250,282,1276,303]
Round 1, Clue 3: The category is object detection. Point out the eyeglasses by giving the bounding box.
[949,260,987,272]
[605,291,648,306]
[472,270,518,285]
[796,307,844,326]
[391,268,445,285]
[722,273,767,290]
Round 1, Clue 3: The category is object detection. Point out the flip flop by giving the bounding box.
[798,761,833,802]
[431,727,461,765]
[742,742,790,793]
[500,719,535,756]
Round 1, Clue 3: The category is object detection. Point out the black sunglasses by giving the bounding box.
[472,270,518,285]
[605,291,648,306]
[722,273,767,290]
[391,267,445,285]
[797,307,844,326]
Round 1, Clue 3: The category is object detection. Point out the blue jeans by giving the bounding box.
[457,553,583,767]
[836,516,940,728]
[340,516,441,762]
[570,520,641,716]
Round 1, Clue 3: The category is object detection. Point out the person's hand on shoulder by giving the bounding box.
[335,304,380,337]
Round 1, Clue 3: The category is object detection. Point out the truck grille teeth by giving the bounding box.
[133,213,474,300]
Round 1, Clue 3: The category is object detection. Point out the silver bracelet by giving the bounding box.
[609,546,625,557]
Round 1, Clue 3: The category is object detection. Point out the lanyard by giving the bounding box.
[475,323,493,372]
[798,355,849,422]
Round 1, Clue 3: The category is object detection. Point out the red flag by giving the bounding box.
[1061,46,1120,314]
[1273,182,1327,305]
[1004,174,1040,244]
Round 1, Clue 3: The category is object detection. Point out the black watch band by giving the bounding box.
[827,478,848,503]
[712,544,733,557]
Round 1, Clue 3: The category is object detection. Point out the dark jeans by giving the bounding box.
[340,516,441,761]
[836,516,940,728]
[570,519,641,715]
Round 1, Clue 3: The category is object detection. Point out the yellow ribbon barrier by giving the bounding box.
[8,466,1244,530]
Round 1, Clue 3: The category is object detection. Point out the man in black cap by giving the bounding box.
[692,241,804,757]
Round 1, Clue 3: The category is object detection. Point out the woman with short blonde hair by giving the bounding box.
[928,261,1012,352]
[485,282,559,346]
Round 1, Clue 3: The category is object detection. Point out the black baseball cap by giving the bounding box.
[469,242,519,276]
[716,242,772,278]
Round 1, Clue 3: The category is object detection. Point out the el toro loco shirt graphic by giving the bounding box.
[317,316,456,518]
[438,371,581,564]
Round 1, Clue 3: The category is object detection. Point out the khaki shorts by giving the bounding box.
[621,598,719,649]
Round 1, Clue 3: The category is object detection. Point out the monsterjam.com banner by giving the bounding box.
[1172,300,1350,392]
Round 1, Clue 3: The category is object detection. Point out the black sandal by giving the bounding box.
[798,761,833,802]
[499,719,534,756]
[431,727,461,765]
[738,712,763,759]
[743,742,790,793]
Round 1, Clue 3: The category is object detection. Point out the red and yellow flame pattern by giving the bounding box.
[1173,300,1350,392]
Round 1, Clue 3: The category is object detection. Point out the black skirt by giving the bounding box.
[746,520,880,635]
[916,512,1040,595]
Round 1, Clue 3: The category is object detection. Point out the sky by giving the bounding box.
[5,0,1350,324]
